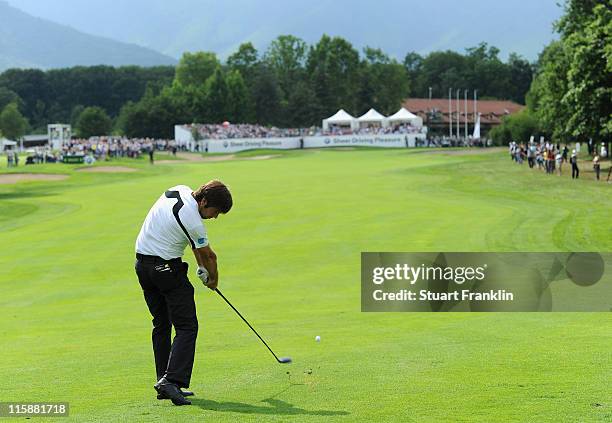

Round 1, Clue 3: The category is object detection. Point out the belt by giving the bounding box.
[136,253,181,264]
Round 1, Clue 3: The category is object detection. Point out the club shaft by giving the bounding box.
[215,288,281,362]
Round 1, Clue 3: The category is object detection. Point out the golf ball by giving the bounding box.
[315,335,321,342]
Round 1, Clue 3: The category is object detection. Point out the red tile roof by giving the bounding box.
[403,98,524,125]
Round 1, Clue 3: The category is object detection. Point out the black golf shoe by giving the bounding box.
[154,378,191,406]
[157,389,194,400]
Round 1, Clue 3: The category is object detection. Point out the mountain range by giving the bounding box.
[2,0,564,72]
[0,1,176,71]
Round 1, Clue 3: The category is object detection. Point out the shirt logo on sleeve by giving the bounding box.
[198,238,206,245]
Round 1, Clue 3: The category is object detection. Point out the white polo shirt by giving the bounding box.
[135,185,209,260]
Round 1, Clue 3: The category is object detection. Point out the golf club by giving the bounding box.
[215,288,292,364]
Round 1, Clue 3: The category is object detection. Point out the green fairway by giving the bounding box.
[0,148,610,422]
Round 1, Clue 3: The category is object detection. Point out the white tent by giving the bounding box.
[385,107,423,128]
[357,108,387,127]
[322,109,358,131]
[1,138,17,150]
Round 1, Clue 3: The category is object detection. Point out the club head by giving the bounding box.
[278,357,292,364]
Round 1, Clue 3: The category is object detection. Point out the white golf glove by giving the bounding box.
[197,266,209,285]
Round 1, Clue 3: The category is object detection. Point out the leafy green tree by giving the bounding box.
[116,101,140,136]
[227,43,262,123]
[226,70,254,123]
[0,69,50,129]
[227,42,259,80]
[264,35,308,98]
[285,80,320,127]
[413,50,467,99]
[0,65,174,130]
[403,52,423,96]
[0,102,29,140]
[489,108,540,145]
[527,1,611,145]
[76,106,112,138]
[364,47,391,65]
[556,0,601,35]
[356,67,377,117]
[160,81,205,124]
[204,66,229,123]
[408,43,527,102]
[507,53,533,104]
[251,65,282,125]
[307,35,361,115]
[0,87,23,111]
[465,43,510,100]
[526,41,571,141]
[559,2,611,140]
[358,47,380,113]
[118,87,187,139]
[70,105,85,127]
[175,52,220,87]
[358,47,409,115]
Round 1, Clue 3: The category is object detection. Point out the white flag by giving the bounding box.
[472,113,481,139]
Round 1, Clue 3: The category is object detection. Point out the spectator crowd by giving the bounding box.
[186,122,424,139]
[509,140,610,182]
[322,123,423,136]
[4,137,178,167]
[62,137,179,160]
[188,123,304,140]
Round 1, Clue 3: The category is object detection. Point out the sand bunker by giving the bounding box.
[245,154,280,160]
[76,166,137,173]
[0,173,68,184]
[201,155,236,162]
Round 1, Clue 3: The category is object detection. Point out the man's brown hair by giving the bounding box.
[193,180,233,213]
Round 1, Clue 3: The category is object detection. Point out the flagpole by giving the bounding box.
[449,88,452,138]
[464,89,468,140]
[474,90,478,122]
[456,89,460,139]
[474,89,478,129]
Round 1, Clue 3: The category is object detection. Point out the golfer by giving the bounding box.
[135,180,232,405]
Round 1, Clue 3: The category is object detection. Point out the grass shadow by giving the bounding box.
[0,190,58,200]
[192,388,349,417]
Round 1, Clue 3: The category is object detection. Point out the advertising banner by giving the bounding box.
[303,134,406,148]
[206,137,301,153]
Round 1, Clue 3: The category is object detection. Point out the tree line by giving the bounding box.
[0,35,534,139]
[0,66,174,135]
[490,0,610,146]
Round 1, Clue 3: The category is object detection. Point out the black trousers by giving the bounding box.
[135,254,198,388]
